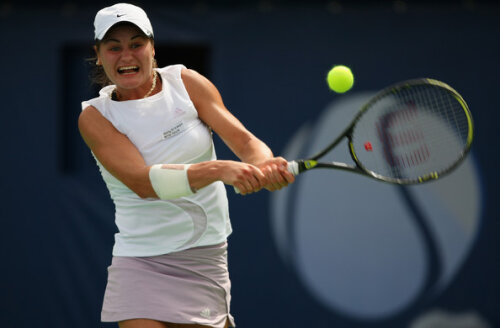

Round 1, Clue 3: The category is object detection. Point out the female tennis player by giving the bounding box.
[78,3,294,328]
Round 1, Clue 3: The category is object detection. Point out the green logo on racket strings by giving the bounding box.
[304,160,318,169]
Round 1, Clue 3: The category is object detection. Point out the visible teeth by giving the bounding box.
[118,66,138,71]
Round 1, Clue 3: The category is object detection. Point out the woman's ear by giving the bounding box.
[94,45,101,66]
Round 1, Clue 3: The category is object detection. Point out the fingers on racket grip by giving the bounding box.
[234,161,298,194]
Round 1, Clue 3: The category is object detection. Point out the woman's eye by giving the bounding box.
[109,46,120,52]
[131,43,142,49]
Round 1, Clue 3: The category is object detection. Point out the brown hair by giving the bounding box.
[87,54,111,88]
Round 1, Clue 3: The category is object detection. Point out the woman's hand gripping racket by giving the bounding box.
[286,78,473,184]
[235,78,473,194]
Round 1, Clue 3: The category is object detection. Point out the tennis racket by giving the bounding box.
[285,78,473,184]
[234,78,473,193]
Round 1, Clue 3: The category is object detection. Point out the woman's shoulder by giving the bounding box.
[81,85,114,111]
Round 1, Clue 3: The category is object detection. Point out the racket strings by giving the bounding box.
[352,84,471,182]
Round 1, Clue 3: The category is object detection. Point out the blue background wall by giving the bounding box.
[1,1,499,327]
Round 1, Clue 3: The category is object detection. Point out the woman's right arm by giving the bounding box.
[78,106,267,198]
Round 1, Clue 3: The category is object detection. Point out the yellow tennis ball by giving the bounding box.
[327,65,354,93]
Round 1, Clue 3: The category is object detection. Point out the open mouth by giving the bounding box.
[117,66,139,75]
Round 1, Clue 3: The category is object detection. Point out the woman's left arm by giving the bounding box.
[181,68,294,191]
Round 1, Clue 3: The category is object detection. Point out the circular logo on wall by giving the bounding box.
[270,93,483,320]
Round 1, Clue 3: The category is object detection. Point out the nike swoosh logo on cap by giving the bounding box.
[117,14,126,17]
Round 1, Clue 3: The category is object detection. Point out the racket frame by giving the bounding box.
[293,78,474,184]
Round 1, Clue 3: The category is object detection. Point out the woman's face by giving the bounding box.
[95,24,155,93]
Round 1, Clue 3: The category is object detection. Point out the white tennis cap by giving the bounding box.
[94,3,154,40]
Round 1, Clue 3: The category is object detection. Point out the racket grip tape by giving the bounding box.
[287,160,299,175]
[233,161,298,194]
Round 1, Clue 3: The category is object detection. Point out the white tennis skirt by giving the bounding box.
[101,242,235,328]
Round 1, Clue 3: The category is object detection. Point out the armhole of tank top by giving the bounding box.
[158,65,191,107]
[173,65,201,119]
[89,99,129,136]
[158,66,196,119]
[81,101,91,112]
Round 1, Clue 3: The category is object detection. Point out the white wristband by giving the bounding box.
[149,164,194,200]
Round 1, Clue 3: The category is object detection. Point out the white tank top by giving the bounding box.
[81,65,232,257]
